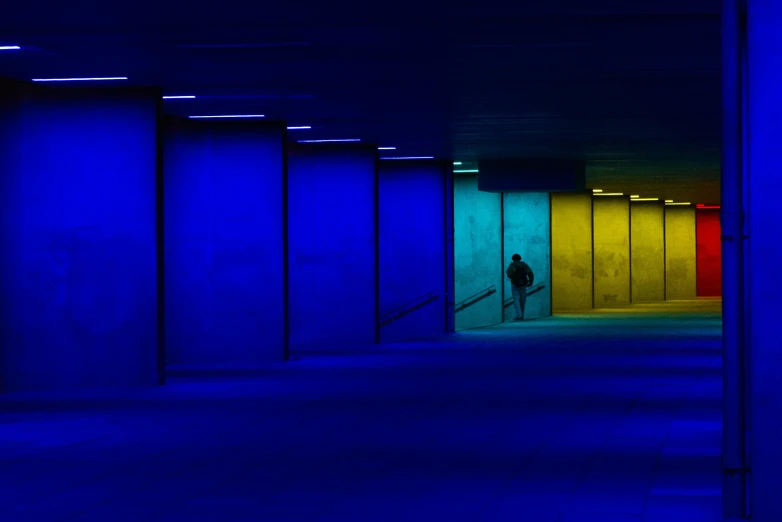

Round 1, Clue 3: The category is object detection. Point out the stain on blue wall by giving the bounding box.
[503,193,552,321]
[0,87,159,391]
[164,120,285,366]
[287,145,376,348]
[454,176,503,330]
[378,163,445,342]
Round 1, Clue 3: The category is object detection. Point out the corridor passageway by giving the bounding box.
[0,301,722,521]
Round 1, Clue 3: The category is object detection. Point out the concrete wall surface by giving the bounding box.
[0,87,160,391]
[379,163,445,342]
[592,197,630,307]
[454,176,502,330]
[288,146,376,347]
[164,121,285,366]
[630,202,666,303]
[665,206,697,300]
[551,193,593,310]
[503,192,552,320]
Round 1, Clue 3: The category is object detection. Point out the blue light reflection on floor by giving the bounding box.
[0,301,722,521]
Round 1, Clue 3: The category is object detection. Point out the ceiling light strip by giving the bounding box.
[380,156,435,160]
[32,77,128,82]
[189,114,265,119]
[298,139,361,143]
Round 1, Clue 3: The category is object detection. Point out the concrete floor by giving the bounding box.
[0,300,723,521]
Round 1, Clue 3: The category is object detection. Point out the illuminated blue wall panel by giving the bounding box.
[0,86,160,392]
[747,3,782,518]
[502,193,552,321]
[288,145,376,348]
[378,163,445,342]
[164,120,285,366]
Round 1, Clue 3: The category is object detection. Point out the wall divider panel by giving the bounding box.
[696,208,722,297]
[453,176,503,330]
[551,193,593,311]
[664,206,697,300]
[592,196,631,307]
[502,192,552,321]
[287,144,377,348]
[630,201,666,302]
[163,119,285,367]
[0,84,161,392]
[378,162,446,342]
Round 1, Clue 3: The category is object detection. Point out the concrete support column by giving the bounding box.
[0,81,162,391]
[592,196,631,307]
[377,161,447,342]
[163,118,286,367]
[744,1,782,520]
[287,143,377,349]
[551,193,593,311]
[630,201,666,302]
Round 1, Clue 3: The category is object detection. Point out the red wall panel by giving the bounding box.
[696,209,722,296]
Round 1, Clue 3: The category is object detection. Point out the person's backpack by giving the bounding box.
[507,262,529,287]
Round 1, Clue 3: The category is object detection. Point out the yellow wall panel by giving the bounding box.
[631,202,665,302]
[665,206,697,300]
[551,193,593,310]
[593,197,630,307]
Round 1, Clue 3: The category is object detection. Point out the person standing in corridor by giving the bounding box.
[506,253,534,322]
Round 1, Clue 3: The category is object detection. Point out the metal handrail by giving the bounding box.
[503,283,546,308]
[380,290,439,327]
[454,285,497,313]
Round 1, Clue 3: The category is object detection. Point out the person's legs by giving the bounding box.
[512,285,523,319]
[519,285,527,319]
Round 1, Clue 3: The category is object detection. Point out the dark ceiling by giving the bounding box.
[0,0,722,204]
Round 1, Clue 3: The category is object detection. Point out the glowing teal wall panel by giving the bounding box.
[592,197,630,307]
[630,202,665,302]
[502,193,551,321]
[551,193,593,311]
[665,206,697,300]
[454,176,502,330]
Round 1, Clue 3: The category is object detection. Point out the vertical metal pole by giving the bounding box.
[374,154,381,344]
[282,128,290,361]
[500,192,505,324]
[155,102,166,385]
[722,0,748,517]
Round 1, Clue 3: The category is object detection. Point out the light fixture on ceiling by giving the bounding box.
[189,114,265,119]
[665,202,691,206]
[665,200,674,203]
[594,193,624,196]
[378,147,396,150]
[297,139,361,143]
[592,189,603,193]
[0,46,21,50]
[32,77,128,82]
[163,95,196,99]
[380,156,435,160]
[630,195,640,199]
[287,126,311,130]
[630,198,660,202]
[453,161,463,165]
[454,169,479,173]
